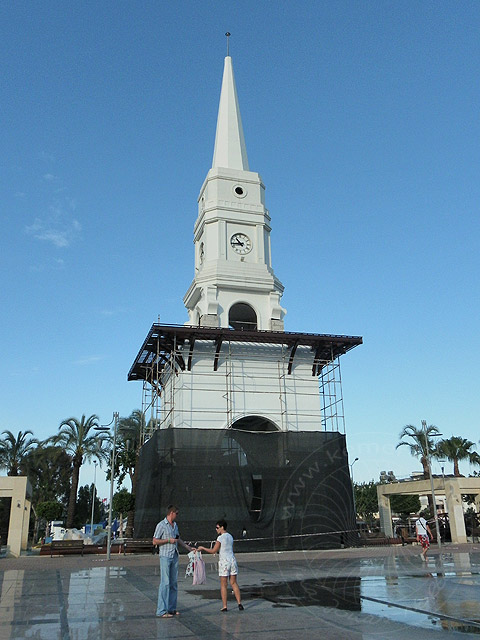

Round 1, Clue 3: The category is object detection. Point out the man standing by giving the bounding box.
[415,514,433,561]
[153,505,193,618]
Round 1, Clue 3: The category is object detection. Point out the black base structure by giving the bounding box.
[134,428,357,550]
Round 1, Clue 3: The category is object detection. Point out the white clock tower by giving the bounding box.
[130,53,361,433]
[129,49,362,547]
[184,55,286,332]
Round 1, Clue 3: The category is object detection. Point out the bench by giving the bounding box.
[123,539,156,555]
[50,540,84,557]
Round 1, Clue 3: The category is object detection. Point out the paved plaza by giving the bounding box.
[2,544,480,639]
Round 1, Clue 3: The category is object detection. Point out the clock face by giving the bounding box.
[230,233,252,255]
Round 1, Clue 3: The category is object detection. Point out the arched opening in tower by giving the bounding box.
[228,303,257,331]
[228,416,279,523]
[230,415,279,432]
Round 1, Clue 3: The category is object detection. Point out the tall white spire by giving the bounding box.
[185,48,285,332]
[212,56,249,171]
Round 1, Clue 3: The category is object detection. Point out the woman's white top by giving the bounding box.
[217,532,235,559]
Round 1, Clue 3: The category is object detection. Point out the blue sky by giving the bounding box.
[1,1,479,500]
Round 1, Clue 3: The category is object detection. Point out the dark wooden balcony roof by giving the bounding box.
[128,323,362,381]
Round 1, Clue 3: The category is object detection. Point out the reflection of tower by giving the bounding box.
[129,53,362,547]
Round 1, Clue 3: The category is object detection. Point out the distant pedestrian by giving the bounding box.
[415,515,433,561]
[198,519,244,612]
[153,505,193,618]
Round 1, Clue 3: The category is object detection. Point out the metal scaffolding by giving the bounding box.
[128,324,361,444]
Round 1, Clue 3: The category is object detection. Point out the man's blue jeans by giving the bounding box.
[157,553,178,616]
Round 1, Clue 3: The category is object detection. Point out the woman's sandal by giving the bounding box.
[238,604,244,611]
[221,607,228,612]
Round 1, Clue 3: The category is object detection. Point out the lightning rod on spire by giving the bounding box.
[225,32,231,56]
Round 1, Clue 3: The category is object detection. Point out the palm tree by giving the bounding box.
[0,430,38,476]
[51,415,109,529]
[115,409,145,537]
[396,423,441,479]
[435,436,480,477]
[396,422,440,516]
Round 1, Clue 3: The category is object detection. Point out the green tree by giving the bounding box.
[20,446,72,542]
[36,501,64,522]
[390,494,421,520]
[20,445,72,506]
[51,415,109,528]
[112,488,134,518]
[74,484,106,529]
[378,473,421,520]
[435,436,480,477]
[113,410,145,538]
[354,481,378,527]
[0,430,38,476]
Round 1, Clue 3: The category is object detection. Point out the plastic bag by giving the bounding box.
[192,551,206,585]
[185,550,196,578]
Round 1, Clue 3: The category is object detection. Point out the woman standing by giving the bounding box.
[198,519,244,612]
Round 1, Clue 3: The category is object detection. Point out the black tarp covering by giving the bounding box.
[134,428,356,550]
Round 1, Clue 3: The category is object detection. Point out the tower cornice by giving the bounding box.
[197,167,265,201]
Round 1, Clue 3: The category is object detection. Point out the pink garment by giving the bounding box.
[193,552,206,585]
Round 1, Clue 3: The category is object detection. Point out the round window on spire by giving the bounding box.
[233,185,247,198]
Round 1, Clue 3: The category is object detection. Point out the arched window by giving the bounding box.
[230,416,279,432]
[228,416,279,523]
[229,303,257,331]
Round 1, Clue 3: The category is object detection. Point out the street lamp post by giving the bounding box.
[349,457,359,481]
[90,460,98,538]
[95,411,119,560]
[422,419,442,551]
[350,457,359,520]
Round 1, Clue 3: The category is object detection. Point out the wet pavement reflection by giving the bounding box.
[188,576,362,610]
[2,547,480,638]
